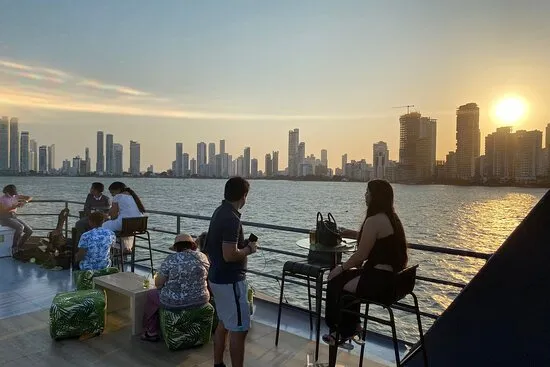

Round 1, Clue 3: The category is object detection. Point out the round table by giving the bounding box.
[296,238,356,268]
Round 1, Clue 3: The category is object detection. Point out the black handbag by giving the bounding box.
[316,212,340,247]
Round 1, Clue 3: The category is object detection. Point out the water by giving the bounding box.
[3,177,546,341]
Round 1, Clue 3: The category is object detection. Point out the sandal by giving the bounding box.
[140,332,160,342]
[322,333,354,351]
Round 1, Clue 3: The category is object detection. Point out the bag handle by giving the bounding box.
[316,212,324,223]
[327,212,337,226]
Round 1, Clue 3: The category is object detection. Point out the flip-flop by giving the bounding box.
[322,333,354,351]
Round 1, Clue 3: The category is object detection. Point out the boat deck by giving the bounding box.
[0,257,391,366]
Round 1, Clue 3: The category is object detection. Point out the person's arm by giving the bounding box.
[75,248,87,262]
[222,219,256,262]
[17,194,32,203]
[0,199,19,212]
[155,260,169,288]
[340,227,359,239]
[108,202,119,219]
[83,194,92,215]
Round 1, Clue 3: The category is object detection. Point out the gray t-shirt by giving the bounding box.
[159,251,210,309]
[83,194,111,215]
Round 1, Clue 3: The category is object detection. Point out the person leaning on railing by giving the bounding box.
[0,184,33,254]
[322,179,408,346]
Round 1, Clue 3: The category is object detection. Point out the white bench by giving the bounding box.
[0,226,15,258]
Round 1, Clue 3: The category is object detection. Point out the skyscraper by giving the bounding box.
[288,128,299,176]
[321,149,328,168]
[130,140,140,176]
[9,118,19,172]
[39,145,47,173]
[175,143,183,177]
[0,116,8,170]
[183,153,190,176]
[398,112,437,181]
[265,153,273,177]
[30,139,38,171]
[190,158,197,175]
[84,147,91,174]
[114,143,123,175]
[456,103,480,180]
[297,142,306,176]
[47,144,55,172]
[20,132,30,173]
[373,141,389,179]
[272,151,279,175]
[341,154,348,176]
[208,143,216,177]
[220,140,226,155]
[251,158,258,178]
[96,131,104,173]
[106,134,114,175]
[484,127,515,179]
[514,130,542,181]
[243,147,251,178]
[197,142,207,176]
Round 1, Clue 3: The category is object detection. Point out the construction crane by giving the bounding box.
[393,105,415,114]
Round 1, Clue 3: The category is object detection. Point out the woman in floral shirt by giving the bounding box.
[141,233,210,341]
[75,212,116,270]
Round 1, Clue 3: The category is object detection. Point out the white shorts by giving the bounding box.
[209,280,250,332]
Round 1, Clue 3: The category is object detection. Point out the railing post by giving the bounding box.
[176,215,181,234]
[64,201,69,238]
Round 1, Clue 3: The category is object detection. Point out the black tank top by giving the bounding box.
[364,233,407,272]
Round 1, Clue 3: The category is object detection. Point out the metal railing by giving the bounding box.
[16,199,492,323]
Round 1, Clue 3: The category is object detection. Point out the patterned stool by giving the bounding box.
[160,303,215,350]
[50,289,106,340]
[73,267,120,290]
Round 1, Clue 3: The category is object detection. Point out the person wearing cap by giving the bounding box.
[141,233,210,342]
[0,184,33,254]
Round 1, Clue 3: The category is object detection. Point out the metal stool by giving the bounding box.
[113,217,154,276]
[275,261,330,361]
[330,265,428,367]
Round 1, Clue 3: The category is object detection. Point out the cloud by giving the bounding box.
[0,58,367,121]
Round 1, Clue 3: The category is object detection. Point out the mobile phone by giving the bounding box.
[248,233,258,242]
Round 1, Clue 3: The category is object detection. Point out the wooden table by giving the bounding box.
[93,272,153,336]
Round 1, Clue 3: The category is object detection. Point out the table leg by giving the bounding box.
[96,286,129,313]
[130,291,148,336]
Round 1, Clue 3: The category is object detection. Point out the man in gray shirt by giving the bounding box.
[74,182,111,243]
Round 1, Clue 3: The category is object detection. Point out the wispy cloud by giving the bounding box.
[0,58,366,121]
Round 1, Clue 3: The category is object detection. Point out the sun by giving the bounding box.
[493,96,527,124]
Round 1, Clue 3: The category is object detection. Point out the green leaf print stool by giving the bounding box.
[49,289,106,340]
[160,303,215,351]
[73,267,120,290]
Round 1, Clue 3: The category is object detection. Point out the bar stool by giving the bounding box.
[112,217,154,276]
[329,265,428,367]
[275,261,330,361]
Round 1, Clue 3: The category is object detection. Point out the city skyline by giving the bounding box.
[1,1,550,171]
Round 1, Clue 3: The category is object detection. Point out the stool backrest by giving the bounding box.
[120,216,148,236]
[393,264,419,301]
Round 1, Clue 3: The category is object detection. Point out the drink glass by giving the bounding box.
[309,230,316,245]
[143,278,150,289]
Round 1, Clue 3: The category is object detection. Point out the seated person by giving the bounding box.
[75,212,116,270]
[141,233,210,342]
[75,182,111,244]
[0,184,33,254]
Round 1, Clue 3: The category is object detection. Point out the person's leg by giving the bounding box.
[14,217,33,248]
[325,269,362,336]
[0,217,24,252]
[213,320,228,365]
[228,280,251,367]
[141,289,161,339]
[229,331,248,367]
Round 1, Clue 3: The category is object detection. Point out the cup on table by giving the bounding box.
[309,230,316,245]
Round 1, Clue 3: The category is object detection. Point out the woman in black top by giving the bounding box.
[323,179,408,345]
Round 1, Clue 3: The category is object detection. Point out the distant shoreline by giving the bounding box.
[1,172,549,189]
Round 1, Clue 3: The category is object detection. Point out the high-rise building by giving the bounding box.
[114,143,123,175]
[398,112,437,181]
[288,128,299,176]
[20,132,30,173]
[62,160,70,174]
[208,143,216,177]
[265,153,273,177]
[9,118,19,172]
[130,140,140,175]
[485,127,515,180]
[321,149,328,168]
[243,147,251,178]
[546,123,550,149]
[297,142,306,176]
[221,153,230,178]
[175,143,183,177]
[0,116,8,170]
[220,140,226,155]
[30,139,38,171]
[514,130,542,181]
[190,158,197,175]
[251,158,258,178]
[341,154,348,176]
[84,147,91,175]
[47,144,55,172]
[236,156,244,177]
[272,151,279,175]
[39,145,48,173]
[183,153,190,176]
[72,156,81,176]
[96,131,104,173]
[456,103,480,180]
[373,142,389,179]
[105,134,114,175]
[197,142,207,176]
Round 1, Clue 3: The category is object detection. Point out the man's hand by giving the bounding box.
[247,241,258,254]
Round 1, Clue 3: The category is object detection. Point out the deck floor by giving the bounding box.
[0,309,386,367]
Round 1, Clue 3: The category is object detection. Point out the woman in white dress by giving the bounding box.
[103,181,146,250]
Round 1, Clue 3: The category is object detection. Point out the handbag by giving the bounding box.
[315,212,340,247]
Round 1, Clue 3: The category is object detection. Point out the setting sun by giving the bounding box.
[494,96,527,124]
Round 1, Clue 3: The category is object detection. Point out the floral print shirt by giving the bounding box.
[78,227,115,270]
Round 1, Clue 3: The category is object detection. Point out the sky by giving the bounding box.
[1,0,550,171]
